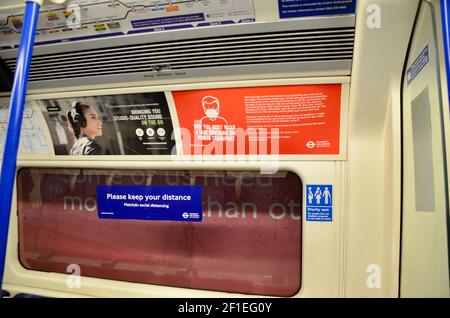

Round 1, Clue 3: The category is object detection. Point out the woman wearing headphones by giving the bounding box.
[66,102,103,155]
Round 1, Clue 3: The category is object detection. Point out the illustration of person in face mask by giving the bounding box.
[200,96,228,126]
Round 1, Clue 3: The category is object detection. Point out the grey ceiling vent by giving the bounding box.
[5,27,354,82]
[0,16,356,90]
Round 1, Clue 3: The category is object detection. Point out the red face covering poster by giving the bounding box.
[172,84,342,155]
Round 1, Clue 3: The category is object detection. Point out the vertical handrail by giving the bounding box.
[0,0,40,290]
[440,0,450,285]
[442,0,450,99]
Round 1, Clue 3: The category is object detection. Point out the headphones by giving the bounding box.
[71,101,87,128]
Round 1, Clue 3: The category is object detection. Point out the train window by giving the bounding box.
[410,87,435,211]
[17,168,302,297]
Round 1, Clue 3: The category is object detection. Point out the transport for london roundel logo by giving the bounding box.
[306,141,316,149]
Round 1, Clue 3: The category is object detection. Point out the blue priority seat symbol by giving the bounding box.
[307,185,332,206]
[306,184,333,222]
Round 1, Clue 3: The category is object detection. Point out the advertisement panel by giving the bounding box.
[36,92,176,156]
[0,0,255,49]
[172,84,342,156]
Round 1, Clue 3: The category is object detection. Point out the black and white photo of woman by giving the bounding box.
[66,101,103,155]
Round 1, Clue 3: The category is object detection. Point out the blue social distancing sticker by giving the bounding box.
[97,185,202,222]
[306,184,333,222]
[279,0,356,19]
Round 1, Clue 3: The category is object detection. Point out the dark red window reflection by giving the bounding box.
[17,168,302,296]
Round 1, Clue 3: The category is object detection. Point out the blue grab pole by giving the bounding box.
[441,0,450,282]
[0,1,40,290]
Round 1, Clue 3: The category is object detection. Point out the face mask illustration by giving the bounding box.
[205,108,219,119]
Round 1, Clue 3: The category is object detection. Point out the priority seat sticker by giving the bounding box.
[306,184,333,222]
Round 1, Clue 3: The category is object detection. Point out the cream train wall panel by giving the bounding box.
[3,78,348,298]
[344,0,419,297]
